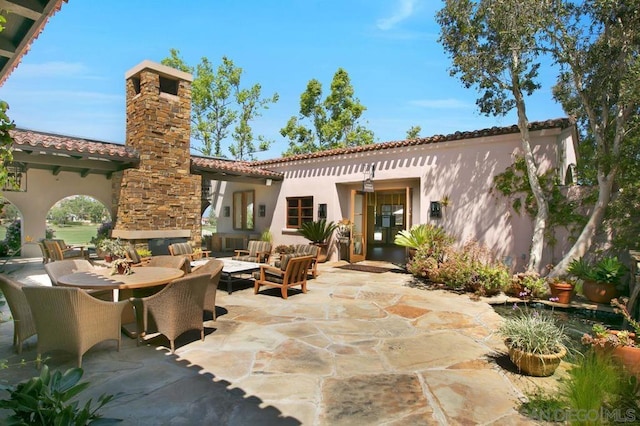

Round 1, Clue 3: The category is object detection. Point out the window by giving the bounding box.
[287,196,313,228]
[233,190,255,230]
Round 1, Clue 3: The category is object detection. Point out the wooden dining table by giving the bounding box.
[57,266,185,337]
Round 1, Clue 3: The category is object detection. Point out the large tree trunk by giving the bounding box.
[549,169,616,277]
[512,55,548,273]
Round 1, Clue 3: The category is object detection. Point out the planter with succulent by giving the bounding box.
[298,219,337,263]
[568,256,627,304]
[394,223,452,261]
[110,258,133,275]
[499,307,568,376]
[581,297,640,377]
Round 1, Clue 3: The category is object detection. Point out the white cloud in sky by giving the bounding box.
[409,98,472,109]
[376,0,418,31]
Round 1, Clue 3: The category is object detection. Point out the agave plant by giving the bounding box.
[298,219,337,244]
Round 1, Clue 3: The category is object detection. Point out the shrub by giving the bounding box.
[509,272,548,299]
[4,219,21,254]
[395,224,453,259]
[91,221,113,245]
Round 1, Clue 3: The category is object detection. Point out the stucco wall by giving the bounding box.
[2,168,113,257]
[215,127,571,271]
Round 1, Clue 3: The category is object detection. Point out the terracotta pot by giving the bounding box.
[116,264,127,275]
[612,345,640,378]
[313,243,328,263]
[549,282,574,304]
[104,254,113,263]
[582,280,618,304]
[506,342,566,377]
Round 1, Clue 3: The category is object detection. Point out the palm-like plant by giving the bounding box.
[298,219,337,244]
[394,224,451,250]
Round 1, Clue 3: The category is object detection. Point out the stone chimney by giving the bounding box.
[112,60,202,249]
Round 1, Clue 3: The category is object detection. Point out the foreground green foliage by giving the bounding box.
[394,224,452,254]
[568,256,627,286]
[520,351,640,425]
[0,365,121,425]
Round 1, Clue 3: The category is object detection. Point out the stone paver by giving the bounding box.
[0,259,546,425]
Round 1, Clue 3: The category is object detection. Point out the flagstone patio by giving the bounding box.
[0,259,558,425]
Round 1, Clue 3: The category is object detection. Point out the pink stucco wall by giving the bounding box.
[214,125,577,272]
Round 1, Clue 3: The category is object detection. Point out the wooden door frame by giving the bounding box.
[349,190,367,263]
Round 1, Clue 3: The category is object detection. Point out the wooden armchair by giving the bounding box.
[129,273,210,353]
[44,239,86,261]
[22,286,127,367]
[0,274,36,354]
[290,244,320,278]
[253,254,313,299]
[168,242,211,261]
[233,240,272,264]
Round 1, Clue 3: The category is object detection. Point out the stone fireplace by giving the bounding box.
[111,60,202,249]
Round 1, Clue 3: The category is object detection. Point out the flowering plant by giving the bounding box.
[110,258,133,276]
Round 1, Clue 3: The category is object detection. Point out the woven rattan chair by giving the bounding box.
[144,255,189,273]
[233,240,272,263]
[44,259,112,301]
[190,259,223,319]
[0,274,37,354]
[254,255,313,299]
[129,273,210,353]
[22,286,127,367]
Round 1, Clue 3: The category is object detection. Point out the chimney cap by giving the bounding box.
[125,60,193,82]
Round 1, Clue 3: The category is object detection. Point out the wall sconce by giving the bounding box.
[223,206,230,217]
[318,203,327,219]
[265,178,273,186]
[2,162,27,192]
[259,204,266,217]
[430,201,442,219]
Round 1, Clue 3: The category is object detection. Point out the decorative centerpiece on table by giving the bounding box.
[110,258,133,276]
[499,305,568,376]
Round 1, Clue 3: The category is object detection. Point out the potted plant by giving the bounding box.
[298,219,337,263]
[98,238,128,262]
[499,307,568,376]
[581,297,640,377]
[547,275,576,305]
[568,256,626,304]
[110,258,133,275]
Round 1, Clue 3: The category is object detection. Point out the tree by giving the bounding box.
[161,50,277,159]
[0,14,16,190]
[281,68,375,156]
[437,0,553,272]
[406,125,422,139]
[546,0,640,276]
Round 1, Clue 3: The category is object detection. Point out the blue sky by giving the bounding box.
[0,0,565,160]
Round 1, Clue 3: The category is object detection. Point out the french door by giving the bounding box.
[349,190,366,263]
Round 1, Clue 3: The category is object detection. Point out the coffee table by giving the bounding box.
[219,258,261,294]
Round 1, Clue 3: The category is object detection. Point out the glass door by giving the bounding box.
[350,190,366,263]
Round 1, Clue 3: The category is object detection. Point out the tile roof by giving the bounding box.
[252,118,574,167]
[11,128,138,160]
[191,156,283,180]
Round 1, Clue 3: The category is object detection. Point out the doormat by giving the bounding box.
[336,264,392,274]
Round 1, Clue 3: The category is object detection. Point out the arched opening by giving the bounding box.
[47,195,112,249]
[0,198,24,257]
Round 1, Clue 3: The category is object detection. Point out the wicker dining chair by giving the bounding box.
[0,274,37,354]
[190,259,224,319]
[144,255,189,274]
[22,286,128,367]
[129,273,210,353]
[44,259,112,301]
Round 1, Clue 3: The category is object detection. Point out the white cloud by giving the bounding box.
[376,0,418,31]
[409,98,472,109]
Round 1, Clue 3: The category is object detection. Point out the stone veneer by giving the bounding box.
[112,60,202,246]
